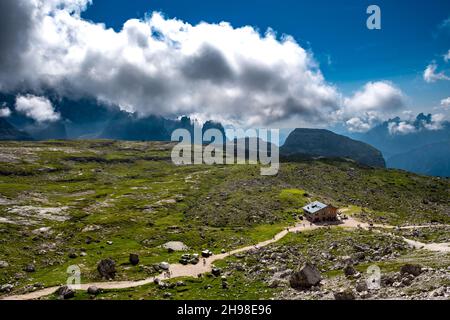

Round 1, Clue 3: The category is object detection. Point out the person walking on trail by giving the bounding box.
[203,258,206,266]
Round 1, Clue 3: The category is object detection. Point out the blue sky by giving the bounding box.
[82,0,450,113]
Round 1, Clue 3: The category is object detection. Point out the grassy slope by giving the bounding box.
[0,140,448,299]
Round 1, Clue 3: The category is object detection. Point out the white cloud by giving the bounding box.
[445,50,450,62]
[387,113,448,135]
[345,117,372,133]
[15,95,60,122]
[0,0,342,127]
[0,107,11,117]
[441,97,450,109]
[388,122,416,135]
[423,62,450,83]
[343,81,405,112]
[423,113,446,130]
[337,81,406,132]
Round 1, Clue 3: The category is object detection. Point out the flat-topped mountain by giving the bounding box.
[281,128,385,167]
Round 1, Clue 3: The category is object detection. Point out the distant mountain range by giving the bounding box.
[348,113,450,177]
[281,128,386,167]
[387,141,450,177]
[0,118,32,141]
[0,93,224,142]
[2,92,448,176]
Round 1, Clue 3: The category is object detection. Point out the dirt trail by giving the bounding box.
[2,217,448,300]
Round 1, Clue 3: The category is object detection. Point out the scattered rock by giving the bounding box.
[176,281,185,287]
[56,286,75,300]
[32,227,52,235]
[68,252,78,259]
[82,225,101,233]
[129,254,140,266]
[97,258,116,279]
[289,262,322,289]
[0,260,9,268]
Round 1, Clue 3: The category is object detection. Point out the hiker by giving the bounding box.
[203,258,206,266]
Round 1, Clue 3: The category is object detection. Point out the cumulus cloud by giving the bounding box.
[423,62,450,83]
[343,81,405,112]
[388,121,416,135]
[0,0,342,127]
[0,0,409,130]
[15,95,60,122]
[0,106,11,118]
[445,50,450,63]
[335,81,406,132]
[441,97,450,109]
[387,113,447,135]
[423,113,446,131]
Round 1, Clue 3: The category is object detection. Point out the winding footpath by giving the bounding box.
[2,217,449,300]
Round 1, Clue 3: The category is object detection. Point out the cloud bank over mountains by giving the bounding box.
[15,95,60,123]
[0,0,441,132]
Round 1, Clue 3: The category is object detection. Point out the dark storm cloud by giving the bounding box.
[181,44,234,84]
[0,0,34,84]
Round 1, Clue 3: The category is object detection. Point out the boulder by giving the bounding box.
[334,289,355,300]
[97,258,116,279]
[129,254,139,266]
[0,284,13,293]
[355,280,368,292]
[87,286,100,295]
[56,286,75,300]
[400,264,422,277]
[212,267,222,277]
[159,262,170,271]
[344,265,357,277]
[23,264,35,273]
[289,262,322,289]
[0,260,9,268]
[162,241,188,252]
